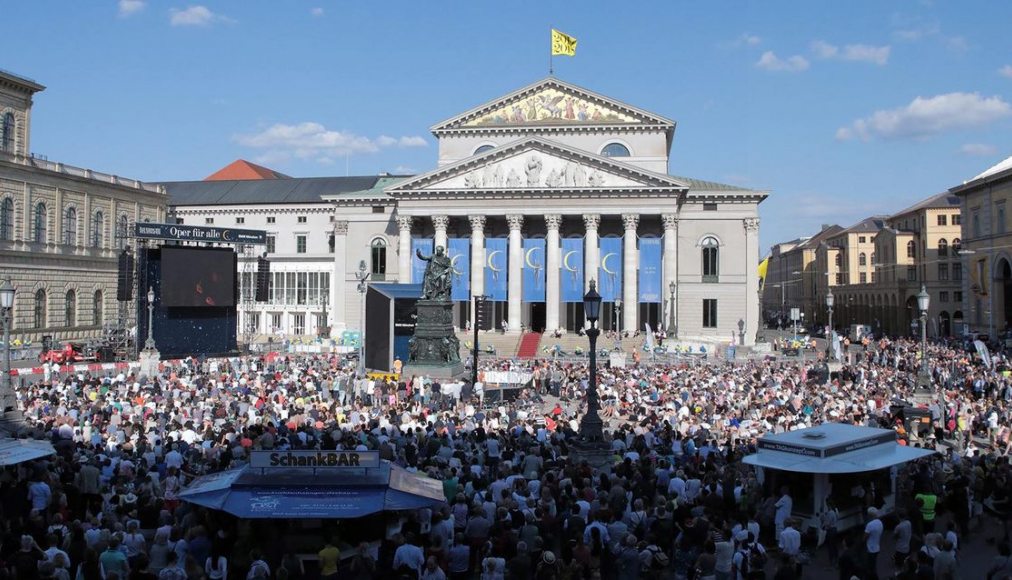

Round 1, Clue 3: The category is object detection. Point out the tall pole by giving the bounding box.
[827,306,834,359]
[355,261,369,377]
[144,287,156,351]
[668,283,676,335]
[583,320,602,441]
[471,295,485,388]
[2,306,11,409]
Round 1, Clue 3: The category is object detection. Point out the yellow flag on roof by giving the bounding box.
[551,29,577,56]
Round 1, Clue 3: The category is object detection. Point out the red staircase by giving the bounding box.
[516,332,542,359]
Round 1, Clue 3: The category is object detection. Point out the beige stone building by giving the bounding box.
[0,70,168,343]
[951,156,1012,339]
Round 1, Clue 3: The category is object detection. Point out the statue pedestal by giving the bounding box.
[139,348,161,379]
[569,440,614,472]
[406,300,466,380]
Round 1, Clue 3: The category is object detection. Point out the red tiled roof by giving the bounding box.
[204,159,290,181]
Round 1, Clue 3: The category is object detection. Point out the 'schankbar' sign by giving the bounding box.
[250,450,381,469]
[135,223,268,245]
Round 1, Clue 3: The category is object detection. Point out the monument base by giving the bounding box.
[400,362,466,381]
[139,349,161,379]
[568,440,614,471]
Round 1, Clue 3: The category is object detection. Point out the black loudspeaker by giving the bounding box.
[475,297,492,331]
[255,255,270,302]
[117,250,134,302]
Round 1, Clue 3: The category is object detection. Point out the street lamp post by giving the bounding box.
[0,279,20,428]
[579,280,603,442]
[826,289,834,360]
[614,299,622,335]
[668,281,677,337]
[144,287,156,351]
[916,284,931,394]
[355,260,370,377]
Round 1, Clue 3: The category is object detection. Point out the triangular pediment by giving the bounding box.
[386,137,688,193]
[431,78,674,133]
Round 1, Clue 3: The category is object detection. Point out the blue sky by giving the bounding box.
[6,1,1012,249]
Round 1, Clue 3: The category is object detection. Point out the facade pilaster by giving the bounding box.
[622,213,639,333]
[583,214,600,293]
[469,215,486,328]
[545,214,562,332]
[332,220,349,329]
[744,217,760,345]
[662,214,679,335]
[507,214,524,332]
[432,215,449,251]
[396,215,413,284]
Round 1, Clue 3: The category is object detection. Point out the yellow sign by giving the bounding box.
[367,371,400,382]
[551,29,577,56]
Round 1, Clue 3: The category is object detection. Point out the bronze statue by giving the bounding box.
[416,245,453,301]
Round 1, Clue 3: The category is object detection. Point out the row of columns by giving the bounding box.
[395,213,681,333]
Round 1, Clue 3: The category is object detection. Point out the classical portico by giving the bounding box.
[326,77,767,345]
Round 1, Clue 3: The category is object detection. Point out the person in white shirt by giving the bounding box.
[393,533,425,577]
[893,510,912,568]
[864,507,883,574]
[774,487,792,539]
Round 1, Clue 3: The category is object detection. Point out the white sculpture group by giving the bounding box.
[463,154,606,189]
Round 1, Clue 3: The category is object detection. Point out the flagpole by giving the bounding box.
[549,27,554,76]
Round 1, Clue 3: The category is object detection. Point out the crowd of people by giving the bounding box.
[2,335,1012,579]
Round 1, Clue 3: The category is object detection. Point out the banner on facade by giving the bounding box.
[561,238,584,303]
[135,223,267,245]
[639,237,662,303]
[522,238,546,302]
[598,237,623,302]
[484,238,508,301]
[411,238,433,285]
[447,238,470,302]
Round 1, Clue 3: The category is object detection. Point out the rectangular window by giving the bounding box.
[907,267,916,281]
[860,272,867,284]
[952,214,961,225]
[270,313,282,333]
[973,211,981,237]
[953,263,962,281]
[999,205,1007,234]
[938,264,949,281]
[296,235,306,254]
[297,216,307,224]
[175,218,184,224]
[286,272,296,305]
[937,215,947,226]
[955,291,962,302]
[703,203,718,211]
[372,206,386,214]
[835,273,844,285]
[858,236,866,243]
[940,291,949,303]
[267,216,276,224]
[296,272,308,305]
[204,218,214,225]
[236,217,245,224]
[266,235,276,254]
[293,313,306,336]
[702,299,717,328]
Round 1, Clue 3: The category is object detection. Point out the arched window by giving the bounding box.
[859,252,867,266]
[474,144,495,155]
[33,289,46,329]
[938,238,948,257]
[701,236,719,282]
[834,253,842,267]
[64,207,77,246]
[1,112,13,152]
[601,143,631,157]
[907,240,916,258]
[0,197,12,241]
[371,238,388,280]
[65,290,76,327]
[91,211,104,248]
[93,290,103,327]
[33,202,47,243]
[117,215,129,249]
[952,238,961,252]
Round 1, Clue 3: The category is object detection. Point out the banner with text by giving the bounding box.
[484,238,508,301]
[598,237,623,302]
[561,238,584,302]
[411,238,433,285]
[522,238,546,302]
[638,237,662,303]
[447,238,471,302]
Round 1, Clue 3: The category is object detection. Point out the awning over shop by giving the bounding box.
[743,422,936,474]
[180,461,446,519]
[0,438,56,466]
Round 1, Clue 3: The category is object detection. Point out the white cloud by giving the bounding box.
[118,0,145,17]
[811,40,890,65]
[740,33,761,46]
[236,122,428,164]
[960,143,998,156]
[836,92,1012,141]
[169,5,233,27]
[393,166,416,174]
[310,7,324,17]
[893,22,939,42]
[999,65,1012,79]
[755,51,809,72]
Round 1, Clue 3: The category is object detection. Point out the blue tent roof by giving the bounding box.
[180,461,445,519]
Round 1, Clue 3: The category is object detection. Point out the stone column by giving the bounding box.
[545,214,562,332]
[396,215,413,284]
[744,217,760,346]
[469,215,486,328]
[507,214,524,333]
[583,214,600,291]
[622,214,639,333]
[332,220,349,329]
[433,215,449,252]
[662,214,679,336]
